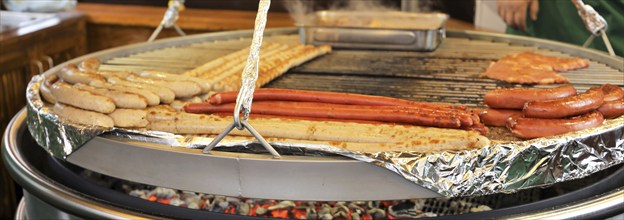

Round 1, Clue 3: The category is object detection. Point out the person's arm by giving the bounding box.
[497,0,540,32]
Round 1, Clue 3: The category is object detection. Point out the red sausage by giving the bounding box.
[209,88,465,110]
[479,108,523,127]
[184,101,462,128]
[523,87,604,119]
[597,99,624,119]
[600,84,624,102]
[507,111,604,139]
[483,85,577,109]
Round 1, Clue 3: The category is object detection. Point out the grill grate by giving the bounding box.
[100,35,623,108]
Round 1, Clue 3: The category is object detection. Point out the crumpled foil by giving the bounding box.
[26,74,624,197]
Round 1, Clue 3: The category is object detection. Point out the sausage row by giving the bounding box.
[480,84,624,139]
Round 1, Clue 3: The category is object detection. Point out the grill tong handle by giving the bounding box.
[202,0,280,159]
[571,0,616,56]
[148,0,187,42]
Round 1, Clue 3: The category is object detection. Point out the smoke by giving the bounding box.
[283,0,401,26]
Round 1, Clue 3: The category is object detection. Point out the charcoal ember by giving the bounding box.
[268,200,295,210]
[128,189,148,199]
[152,187,176,199]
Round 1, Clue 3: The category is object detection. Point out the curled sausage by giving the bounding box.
[40,74,59,104]
[523,87,604,119]
[600,84,624,102]
[478,108,523,127]
[483,85,577,109]
[597,99,624,119]
[507,111,604,139]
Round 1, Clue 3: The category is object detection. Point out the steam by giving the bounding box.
[284,0,401,26]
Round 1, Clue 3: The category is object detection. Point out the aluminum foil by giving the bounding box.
[26,74,624,197]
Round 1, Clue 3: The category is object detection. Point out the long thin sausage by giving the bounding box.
[507,111,604,139]
[197,101,474,126]
[208,88,465,110]
[523,87,604,119]
[483,85,577,109]
[597,99,624,119]
[184,102,462,128]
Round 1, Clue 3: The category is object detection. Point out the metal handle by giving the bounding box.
[203,0,280,159]
[572,0,616,56]
[148,0,187,42]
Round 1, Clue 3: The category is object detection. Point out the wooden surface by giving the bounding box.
[76,3,296,31]
[76,3,478,52]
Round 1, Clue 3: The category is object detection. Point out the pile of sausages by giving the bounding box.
[184,88,488,134]
[480,84,624,139]
[40,58,211,128]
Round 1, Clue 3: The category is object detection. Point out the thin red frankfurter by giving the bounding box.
[523,87,604,119]
[479,108,523,127]
[186,101,473,126]
[507,111,604,139]
[208,88,465,110]
[600,84,624,102]
[184,102,462,128]
[483,85,577,109]
[597,99,624,119]
[212,113,385,125]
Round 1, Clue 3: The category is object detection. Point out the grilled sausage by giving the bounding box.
[597,99,624,119]
[106,76,175,104]
[53,103,114,128]
[125,75,202,98]
[40,74,59,104]
[600,84,624,102]
[209,88,465,110]
[58,64,106,85]
[73,83,148,109]
[139,70,212,93]
[507,111,604,139]
[79,58,101,72]
[478,108,523,127]
[523,87,604,119]
[97,70,133,79]
[89,80,160,106]
[108,109,149,128]
[184,101,463,129]
[50,81,116,114]
[483,85,577,109]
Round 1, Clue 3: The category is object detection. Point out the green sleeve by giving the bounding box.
[506,0,624,56]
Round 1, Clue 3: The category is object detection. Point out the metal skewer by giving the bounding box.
[203,0,280,159]
[148,0,187,42]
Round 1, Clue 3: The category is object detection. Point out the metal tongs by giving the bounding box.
[571,0,616,56]
[148,0,187,42]
[202,0,281,159]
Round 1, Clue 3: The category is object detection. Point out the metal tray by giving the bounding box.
[298,11,448,51]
